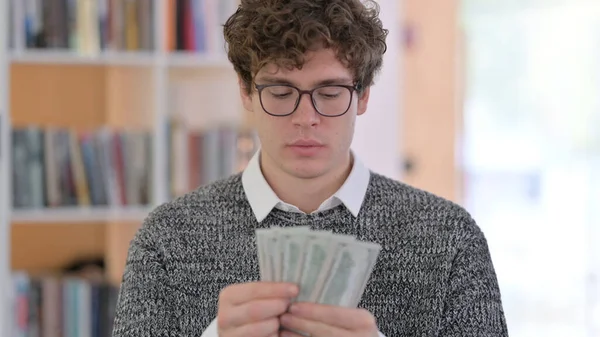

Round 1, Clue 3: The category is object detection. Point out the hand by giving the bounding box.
[217,282,300,337]
[279,302,379,337]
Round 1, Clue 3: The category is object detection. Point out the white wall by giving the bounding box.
[351,0,402,180]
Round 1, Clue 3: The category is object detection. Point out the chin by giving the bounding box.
[284,161,329,180]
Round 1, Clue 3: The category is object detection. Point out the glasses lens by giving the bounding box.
[259,85,353,116]
[260,86,300,115]
[313,86,352,116]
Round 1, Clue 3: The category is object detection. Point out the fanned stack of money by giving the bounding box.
[255,226,381,308]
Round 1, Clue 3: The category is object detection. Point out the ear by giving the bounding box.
[239,76,254,112]
[356,86,370,116]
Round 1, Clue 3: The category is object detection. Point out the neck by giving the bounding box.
[260,152,353,214]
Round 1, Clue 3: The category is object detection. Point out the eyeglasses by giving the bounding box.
[255,83,361,117]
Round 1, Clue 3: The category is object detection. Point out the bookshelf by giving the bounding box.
[0,0,249,336]
[0,0,402,336]
[9,50,157,66]
[1,0,11,336]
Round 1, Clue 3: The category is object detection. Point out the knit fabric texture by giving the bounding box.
[112,172,509,336]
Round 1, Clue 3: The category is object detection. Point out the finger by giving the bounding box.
[280,313,346,337]
[288,303,376,330]
[279,330,307,337]
[221,282,299,305]
[228,317,280,337]
[279,327,312,337]
[220,298,290,328]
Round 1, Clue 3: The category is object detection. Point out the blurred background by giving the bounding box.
[0,0,598,336]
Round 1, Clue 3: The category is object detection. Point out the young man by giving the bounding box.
[112,1,509,336]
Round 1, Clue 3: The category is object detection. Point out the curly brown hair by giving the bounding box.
[223,0,388,94]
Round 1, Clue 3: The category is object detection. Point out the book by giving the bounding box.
[10,0,155,53]
[11,126,153,209]
[166,119,260,198]
[10,267,119,337]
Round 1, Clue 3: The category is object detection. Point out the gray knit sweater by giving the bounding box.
[112,172,509,336]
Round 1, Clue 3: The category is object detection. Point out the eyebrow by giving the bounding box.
[255,76,354,87]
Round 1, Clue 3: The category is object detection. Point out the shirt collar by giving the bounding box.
[242,149,371,222]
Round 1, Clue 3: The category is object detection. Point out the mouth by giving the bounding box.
[287,139,325,156]
[289,139,324,147]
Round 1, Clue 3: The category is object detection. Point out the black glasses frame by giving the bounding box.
[254,83,361,117]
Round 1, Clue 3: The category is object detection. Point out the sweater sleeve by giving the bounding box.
[111,214,179,337]
[438,216,509,336]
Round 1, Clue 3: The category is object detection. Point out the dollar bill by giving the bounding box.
[294,231,335,303]
[254,226,381,308]
[318,240,380,307]
[280,226,311,283]
[308,234,358,303]
[266,227,282,282]
[255,228,272,281]
[349,241,382,307]
[256,226,282,282]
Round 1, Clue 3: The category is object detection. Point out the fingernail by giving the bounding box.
[280,313,292,325]
[288,285,299,296]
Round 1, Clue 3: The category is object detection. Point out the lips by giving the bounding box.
[289,139,324,147]
[287,139,325,156]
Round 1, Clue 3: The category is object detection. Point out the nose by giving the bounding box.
[291,93,320,127]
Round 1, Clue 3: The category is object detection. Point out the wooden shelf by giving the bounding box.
[167,51,231,68]
[11,206,151,224]
[9,50,157,67]
[11,211,147,285]
[10,63,108,128]
[10,62,155,129]
[8,50,233,69]
[11,221,106,276]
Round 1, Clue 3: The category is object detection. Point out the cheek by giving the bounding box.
[254,112,282,145]
[250,100,268,129]
[326,116,355,148]
[343,116,357,146]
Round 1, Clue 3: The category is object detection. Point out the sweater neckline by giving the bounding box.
[265,203,356,225]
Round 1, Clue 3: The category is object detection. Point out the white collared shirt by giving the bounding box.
[241,148,371,221]
[201,149,386,337]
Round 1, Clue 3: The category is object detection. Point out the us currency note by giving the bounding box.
[266,227,282,282]
[255,228,272,281]
[294,231,336,303]
[349,241,382,307]
[317,240,373,307]
[257,226,282,281]
[255,226,381,308]
[305,234,356,303]
[280,226,311,284]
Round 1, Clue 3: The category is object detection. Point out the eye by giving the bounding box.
[266,86,294,99]
[316,86,343,99]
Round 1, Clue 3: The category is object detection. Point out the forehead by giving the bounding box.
[255,48,354,86]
